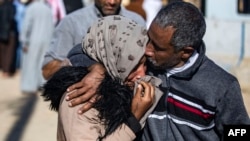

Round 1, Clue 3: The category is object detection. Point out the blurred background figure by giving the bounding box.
[122,0,166,29]
[123,0,146,20]
[0,0,18,78]
[46,0,86,26]
[20,0,54,95]
[46,0,65,25]
[62,0,84,14]
[142,0,164,29]
[13,0,29,72]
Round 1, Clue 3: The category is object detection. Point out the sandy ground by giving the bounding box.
[0,72,57,141]
[0,70,249,141]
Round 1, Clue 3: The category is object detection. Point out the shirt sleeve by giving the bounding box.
[42,17,75,67]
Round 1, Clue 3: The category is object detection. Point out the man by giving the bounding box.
[65,1,250,141]
[140,2,250,140]
[42,0,145,80]
[20,0,54,94]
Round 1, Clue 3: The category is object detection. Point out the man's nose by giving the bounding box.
[107,0,115,4]
[145,44,154,56]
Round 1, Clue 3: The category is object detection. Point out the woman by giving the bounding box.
[42,15,162,141]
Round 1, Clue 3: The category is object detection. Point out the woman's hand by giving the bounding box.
[131,81,155,120]
[65,63,105,114]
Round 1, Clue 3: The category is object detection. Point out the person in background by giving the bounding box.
[20,0,54,95]
[42,15,163,140]
[13,0,30,70]
[142,0,163,29]
[62,0,84,14]
[0,0,18,78]
[64,2,250,141]
[124,0,146,20]
[41,0,145,80]
[46,0,66,25]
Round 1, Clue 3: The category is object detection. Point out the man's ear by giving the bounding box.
[180,46,194,60]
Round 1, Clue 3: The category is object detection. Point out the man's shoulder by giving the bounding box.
[58,4,97,27]
[199,57,238,85]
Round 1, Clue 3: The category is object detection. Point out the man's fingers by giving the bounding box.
[77,95,98,114]
[67,81,84,92]
[68,90,96,106]
[66,86,89,101]
[77,102,94,114]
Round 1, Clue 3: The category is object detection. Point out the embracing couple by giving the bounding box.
[42,1,250,141]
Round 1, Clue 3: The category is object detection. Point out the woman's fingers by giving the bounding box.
[132,81,155,120]
[140,81,150,98]
[134,83,143,98]
[139,81,154,103]
[149,82,155,101]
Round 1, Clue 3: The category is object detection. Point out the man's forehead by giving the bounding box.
[148,23,175,43]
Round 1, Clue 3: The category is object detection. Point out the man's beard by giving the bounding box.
[146,58,167,70]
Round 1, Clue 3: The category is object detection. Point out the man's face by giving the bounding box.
[145,22,183,70]
[95,0,122,16]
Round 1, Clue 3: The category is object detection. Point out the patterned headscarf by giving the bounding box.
[82,16,163,128]
[82,15,148,81]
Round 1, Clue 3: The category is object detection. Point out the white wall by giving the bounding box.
[203,0,250,71]
[203,19,250,70]
[206,0,250,21]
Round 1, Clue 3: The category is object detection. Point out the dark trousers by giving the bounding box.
[0,32,17,75]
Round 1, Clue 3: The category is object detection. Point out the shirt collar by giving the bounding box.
[167,50,199,77]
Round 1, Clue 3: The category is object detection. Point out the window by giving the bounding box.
[238,0,250,14]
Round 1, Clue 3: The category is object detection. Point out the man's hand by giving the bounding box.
[66,63,105,114]
[131,81,155,120]
[42,59,71,80]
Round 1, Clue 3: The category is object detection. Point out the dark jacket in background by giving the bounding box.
[0,1,16,42]
[63,0,84,14]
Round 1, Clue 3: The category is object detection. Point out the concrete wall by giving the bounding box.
[204,19,246,68]
[204,0,250,68]
[206,0,250,21]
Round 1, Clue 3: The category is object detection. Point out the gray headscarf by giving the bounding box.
[82,15,148,81]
